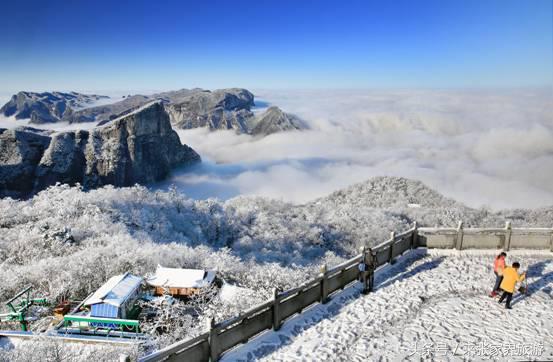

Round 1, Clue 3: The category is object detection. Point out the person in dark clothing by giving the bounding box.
[498,289,514,309]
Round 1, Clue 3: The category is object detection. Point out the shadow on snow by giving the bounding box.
[220,249,444,361]
[511,259,553,306]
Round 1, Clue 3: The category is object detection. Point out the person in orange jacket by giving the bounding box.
[489,252,506,297]
[498,262,526,309]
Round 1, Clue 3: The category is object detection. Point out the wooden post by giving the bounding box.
[389,231,396,264]
[504,221,512,251]
[455,221,464,250]
[412,221,418,249]
[272,287,281,331]
[209,317,219,362]
[320,264,328,304]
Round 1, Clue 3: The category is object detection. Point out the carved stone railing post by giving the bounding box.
[455,221,464,250]
[504,221,512,251]
[320,264,328,304]
[389,231,396,263]
[272,288,281,331]
[209,317,219,361]
[412,221,418,249]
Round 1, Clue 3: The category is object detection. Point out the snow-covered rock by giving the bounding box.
[166,88,255,133]
[63,94,150,124]
[0,91,109,124]
[0,101,200,198]
[0,127,52,198]
[250,106,304,135]
[5,87,306,136]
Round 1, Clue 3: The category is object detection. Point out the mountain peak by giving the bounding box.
[250,106,305,135]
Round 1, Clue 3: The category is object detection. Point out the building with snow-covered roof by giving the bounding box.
[83,273,143,319]
[147,265,216,297]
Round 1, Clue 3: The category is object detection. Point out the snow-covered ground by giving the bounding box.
[1,178,552,361]
[223,249,553,362]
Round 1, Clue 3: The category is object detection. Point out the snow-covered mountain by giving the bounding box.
[165,88,256,133]
[0,91,109,123]
[1,88,306,136]
[0,102,200,198]
[1,175,551,295]
[249,106,304,136]
[0,176,551,359]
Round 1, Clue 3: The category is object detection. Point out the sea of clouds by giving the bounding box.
[1,88,552,209]
[161,88,553,210]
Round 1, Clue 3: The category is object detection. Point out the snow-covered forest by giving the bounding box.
[0,177,552,360]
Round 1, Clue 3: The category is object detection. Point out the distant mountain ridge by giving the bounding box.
[0,91,109,124]
[1,88,306,136]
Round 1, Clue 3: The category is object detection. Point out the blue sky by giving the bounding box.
[1,0,551,92]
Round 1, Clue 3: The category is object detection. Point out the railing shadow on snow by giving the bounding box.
[139,225,420,362]
[220,248,440,361]
[511,259,553,306]
[374,253,445,291]
[139,224,552,362]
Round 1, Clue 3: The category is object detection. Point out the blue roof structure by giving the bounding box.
[84,273,143,308]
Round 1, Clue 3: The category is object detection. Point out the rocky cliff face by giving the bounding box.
[166,89,255,133]
[0,91,109,124]
[0,101,200,198]
[63,94,151,124]
[0,127,52,197]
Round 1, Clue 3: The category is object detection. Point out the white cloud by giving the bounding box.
[0,115,98,132]
[159,88,553,209]
[2,88,552,209]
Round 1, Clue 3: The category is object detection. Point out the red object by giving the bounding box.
[493,256,505,273]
